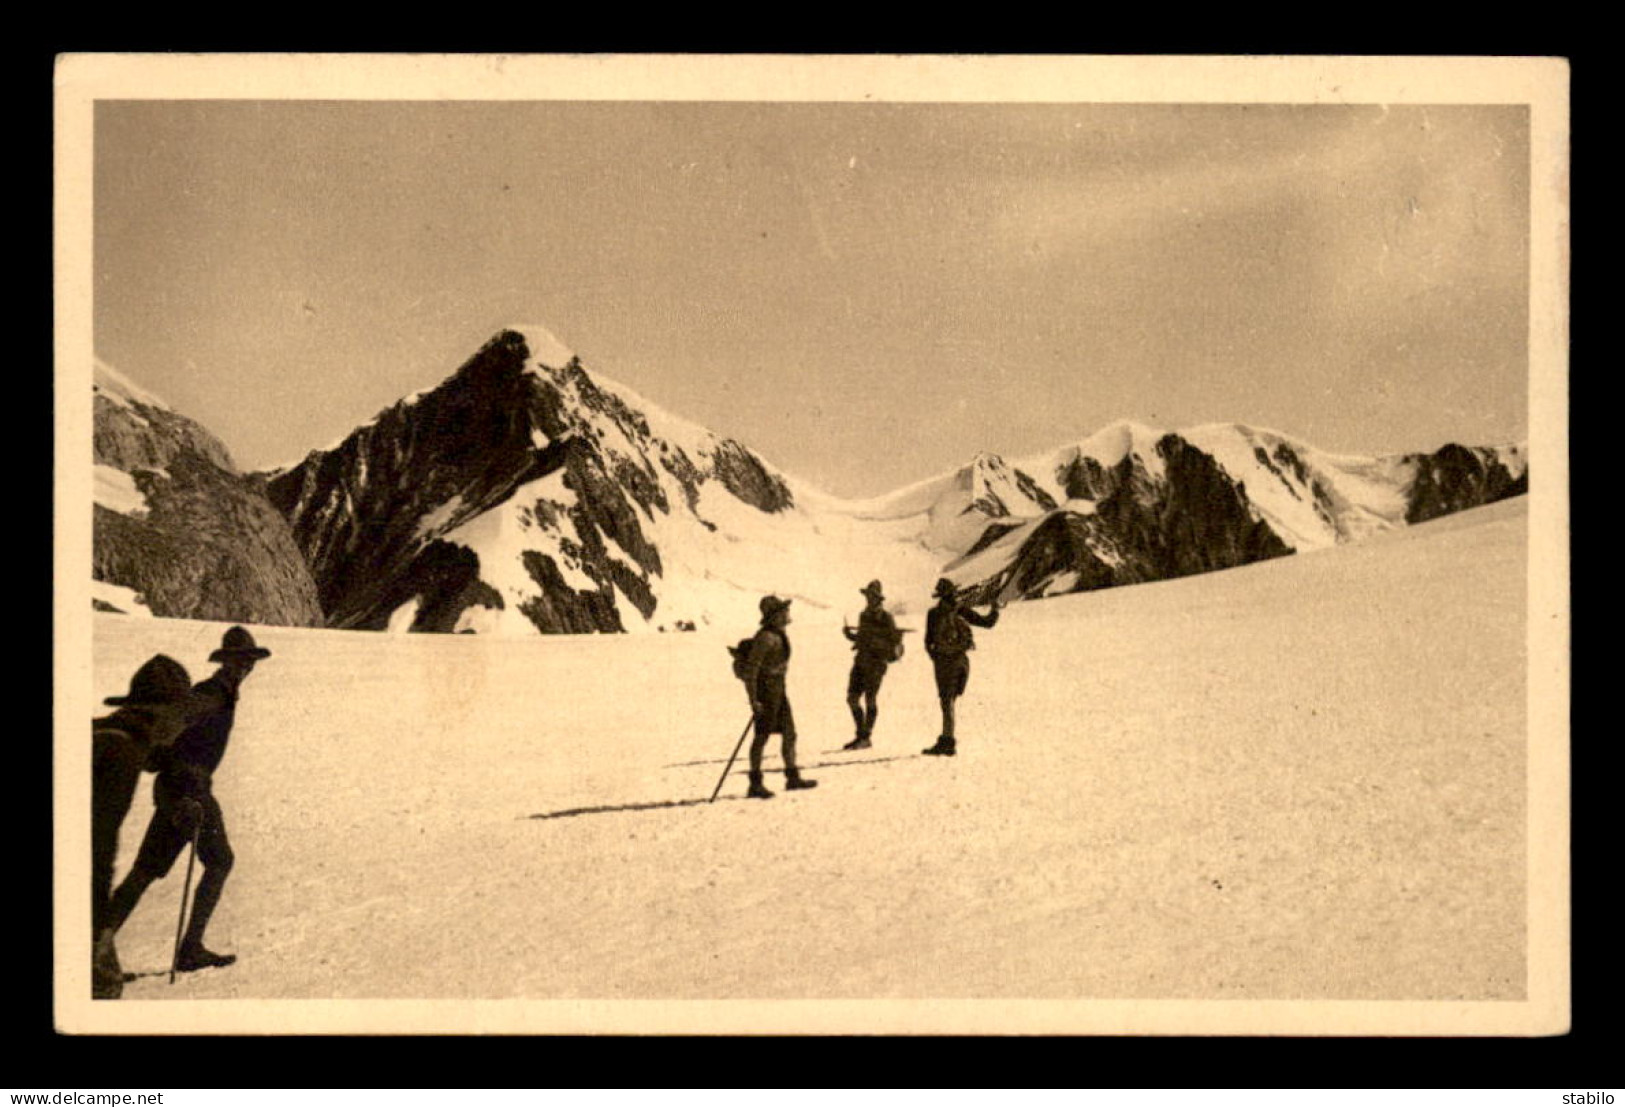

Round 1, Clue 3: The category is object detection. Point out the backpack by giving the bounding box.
[929,608,972,656]
[728,636,756,681]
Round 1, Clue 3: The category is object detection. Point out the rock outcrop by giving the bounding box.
[92,361,325,626]
[1404,443,1529,525]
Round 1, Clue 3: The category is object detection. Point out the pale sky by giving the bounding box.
[94,101,1529,497]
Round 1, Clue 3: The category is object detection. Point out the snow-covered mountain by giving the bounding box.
[266,327,848,634]
[936,421,1527,605]
[258,325,1529,635]
[92,359,325,626]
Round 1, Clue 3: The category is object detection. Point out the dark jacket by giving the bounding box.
[926,600,999,659]
[844,606,900,662]
[152,674,237,803]
[740,626,791,695]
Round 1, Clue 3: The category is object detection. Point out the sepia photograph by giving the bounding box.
[54,54,1569,1036]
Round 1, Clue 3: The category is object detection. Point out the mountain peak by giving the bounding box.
[499,323,576,370]
[1064,419,1167,467]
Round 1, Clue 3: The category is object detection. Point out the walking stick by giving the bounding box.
[168,819,202,985]
[709,715,756,803]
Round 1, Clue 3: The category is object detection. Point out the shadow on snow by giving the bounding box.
[661,753,922,769]
[525,755,921,821]
[526,796,734,821]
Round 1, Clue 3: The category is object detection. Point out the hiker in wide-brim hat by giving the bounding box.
[922,579,1001,758]
[103,625,272,979]
[842,579,902,751]
[93,653,197,998]
[208,626,271,663]
[737,595,816,799]
[103,653,194,707]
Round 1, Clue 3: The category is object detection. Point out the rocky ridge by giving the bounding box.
[94,331,1530,634]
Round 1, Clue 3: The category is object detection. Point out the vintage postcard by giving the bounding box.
[54,54,1570,1035]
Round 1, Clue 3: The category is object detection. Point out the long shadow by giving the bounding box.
[664,752,921,769]
[801,754,921,771]
[526,796,738,821]
[525,755,923,822]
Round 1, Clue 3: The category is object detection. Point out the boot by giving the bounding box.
[92,928,123,999]
[174,943,237,972]
[784,772,818,791]
[746,774,774,800]
[842,736,871,751]
[922,736,957,757]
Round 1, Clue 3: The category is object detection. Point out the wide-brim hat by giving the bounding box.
[759,594,793,620]
[209,625,272,663]
[933,577,958,598]
[860,580,884,599]
[104,653,193,707]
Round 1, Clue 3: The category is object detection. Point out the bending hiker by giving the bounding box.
[93,654,196,999]
[103,626,271,975]
[739,595,817,799]
[923,578,1001,757]
[842,579,902,751]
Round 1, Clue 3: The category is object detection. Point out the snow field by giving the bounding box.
[94,464,152,517]
[91,580,154,617]
[91,498,1527,1002]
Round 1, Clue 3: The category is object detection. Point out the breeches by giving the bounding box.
[129,785,233,880]
[749,677,798,771]
[932,654,971,701]
[750,675,794,736]
[846,657,888,699]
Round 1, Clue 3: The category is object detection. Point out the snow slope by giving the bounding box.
[87,497,1527,1016]
[93,356,173,413]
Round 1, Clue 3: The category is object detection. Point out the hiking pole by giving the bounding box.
[709,715,755,803]
[168,818,202,985]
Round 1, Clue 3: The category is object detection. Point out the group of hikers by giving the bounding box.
[86,578,998,997]
[731,576,1001,799]
[90,626,268,999]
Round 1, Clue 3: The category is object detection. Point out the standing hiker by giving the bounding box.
[102,626,271,976]
[739,595,817,799]
[922,578,1001,757]
[841,579,901,751]
[93,654,197,999]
